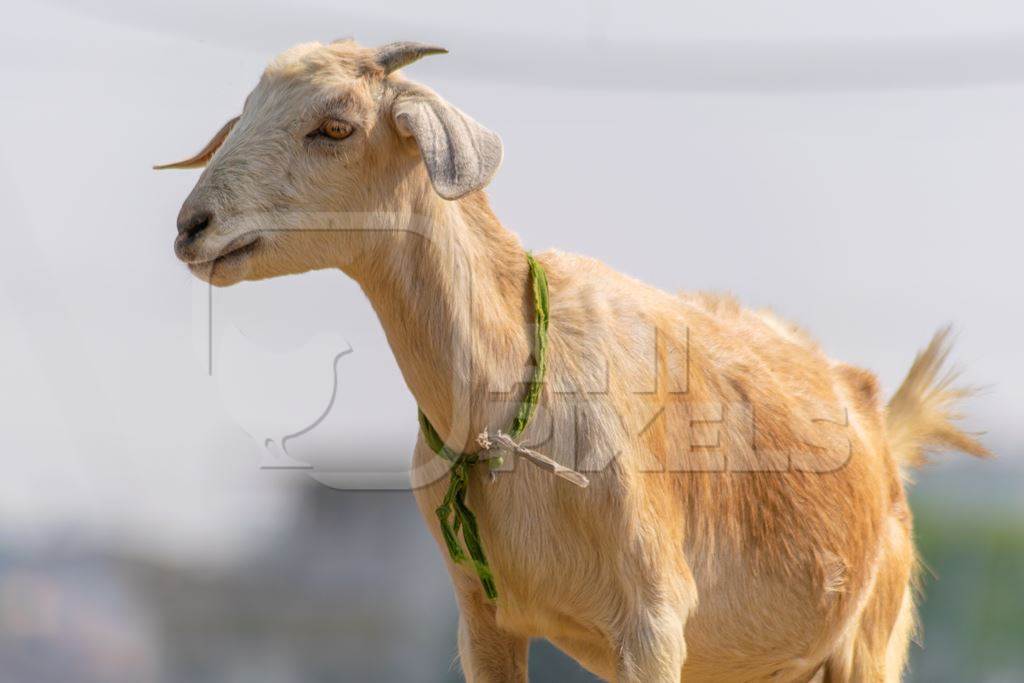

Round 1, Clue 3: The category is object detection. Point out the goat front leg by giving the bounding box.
[455,586,529,683]
[613,604,688,683]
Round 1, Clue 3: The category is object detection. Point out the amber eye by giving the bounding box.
[317,119,353,140]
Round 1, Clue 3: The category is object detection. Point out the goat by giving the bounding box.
[157,39,988,682]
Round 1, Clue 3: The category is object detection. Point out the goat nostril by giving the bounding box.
[177,211,212,238]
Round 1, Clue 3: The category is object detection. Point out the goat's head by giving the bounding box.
[158,39,502,286]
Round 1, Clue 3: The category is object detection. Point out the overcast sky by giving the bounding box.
[1,1,1021,566]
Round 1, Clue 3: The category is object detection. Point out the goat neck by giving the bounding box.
[348,190,533,453]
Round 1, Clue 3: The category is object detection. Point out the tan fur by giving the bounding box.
[886,326,990,471]
[161,40,988,682]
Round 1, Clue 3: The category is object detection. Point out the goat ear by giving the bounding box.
[153,116,239,170]
[392,89,502,200]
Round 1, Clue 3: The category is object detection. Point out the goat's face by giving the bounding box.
[161,40,502,286]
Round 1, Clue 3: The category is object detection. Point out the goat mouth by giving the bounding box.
[186,236,261,269]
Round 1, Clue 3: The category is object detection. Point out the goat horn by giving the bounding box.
[153,116,239,170]
[375,41,448,75]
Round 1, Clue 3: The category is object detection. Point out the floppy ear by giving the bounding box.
[392,88,502,200]
[153,116,239,170]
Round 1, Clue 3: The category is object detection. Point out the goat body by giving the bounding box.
[404,218,984,681]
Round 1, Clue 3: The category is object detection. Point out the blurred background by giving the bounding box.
[1,1,1022,681]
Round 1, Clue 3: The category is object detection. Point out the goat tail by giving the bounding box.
[886,326,990,472]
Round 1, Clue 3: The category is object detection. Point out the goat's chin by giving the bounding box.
[188,263,247,287]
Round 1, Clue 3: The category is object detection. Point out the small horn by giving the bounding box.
[375,41,447,75]
[154,116,239,170]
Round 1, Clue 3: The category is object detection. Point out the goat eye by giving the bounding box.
[317,119,353,140]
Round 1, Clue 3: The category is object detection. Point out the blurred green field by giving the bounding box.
[908,493,1024,682]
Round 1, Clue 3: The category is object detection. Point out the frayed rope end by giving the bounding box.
[476,429,589,488]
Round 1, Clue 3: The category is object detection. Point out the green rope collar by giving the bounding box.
[417,253,550,600]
